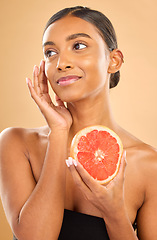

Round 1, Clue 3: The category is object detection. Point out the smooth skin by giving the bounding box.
[0,16,157,240]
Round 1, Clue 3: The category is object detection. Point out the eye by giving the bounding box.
[73,42,87,50]
[44,49,57,58]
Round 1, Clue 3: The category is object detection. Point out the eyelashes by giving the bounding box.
[44,49,57,58]
[73,42,87,50]
[44,41,87,58]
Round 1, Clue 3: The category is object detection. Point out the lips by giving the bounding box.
[57,75,81,86]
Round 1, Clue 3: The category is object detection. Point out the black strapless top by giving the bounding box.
[13,209,110,240]
[58,209,110,240]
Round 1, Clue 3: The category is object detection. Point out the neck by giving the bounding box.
[67,88,118,137]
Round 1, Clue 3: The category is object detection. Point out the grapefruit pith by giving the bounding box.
[70,125,123,184]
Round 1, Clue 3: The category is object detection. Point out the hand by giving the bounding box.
[26,60,72,131]
[65,151,127,220]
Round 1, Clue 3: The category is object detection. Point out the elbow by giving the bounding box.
[12,222,60,240]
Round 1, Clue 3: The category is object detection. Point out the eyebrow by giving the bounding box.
[42,33,92,47]
[66,33,92,41]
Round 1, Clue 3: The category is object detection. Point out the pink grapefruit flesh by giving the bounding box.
[70,125,123,184]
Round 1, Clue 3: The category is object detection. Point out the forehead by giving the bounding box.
[43,15,105,44]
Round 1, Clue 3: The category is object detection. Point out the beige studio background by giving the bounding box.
[0,0,157,238]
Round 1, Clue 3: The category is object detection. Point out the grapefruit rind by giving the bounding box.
[70,125,123,184]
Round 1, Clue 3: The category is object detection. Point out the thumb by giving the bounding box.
[117,150,127,181]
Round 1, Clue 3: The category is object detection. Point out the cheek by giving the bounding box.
[82,54,108,78]
[95,52,109,79]
[45,61,59,93]
[79,55,97,74]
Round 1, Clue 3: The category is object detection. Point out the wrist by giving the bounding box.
[48,128,69,139]
[103,206,127,226]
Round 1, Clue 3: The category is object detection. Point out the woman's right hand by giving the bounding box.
[26,60,72,131]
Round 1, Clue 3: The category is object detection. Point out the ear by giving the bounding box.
[107,49,124,73]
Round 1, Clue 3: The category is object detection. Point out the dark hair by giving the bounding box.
[44,6,120,88]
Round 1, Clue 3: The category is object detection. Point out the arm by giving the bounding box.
[0,60,72,240]
[66,148,157,240]
[0,128,68,240]
[66,154,138,240]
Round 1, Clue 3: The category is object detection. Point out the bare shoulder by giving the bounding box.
[0,126,49,179]
[134,142,157,190]
[120,127,157,170]
[126,137,157,177]
[0,127,27,161]
[120,127,157,193]
[0,126,49,151]
[124,131,157,205]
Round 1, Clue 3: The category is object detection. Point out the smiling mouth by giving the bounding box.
[57,75,82,86]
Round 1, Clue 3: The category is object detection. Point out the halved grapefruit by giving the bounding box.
[70,125,123,184]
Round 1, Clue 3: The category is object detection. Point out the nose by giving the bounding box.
[56,53,74,72]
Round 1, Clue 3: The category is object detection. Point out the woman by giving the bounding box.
[0,6,157,240]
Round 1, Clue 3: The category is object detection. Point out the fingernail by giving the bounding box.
[73,159,77,167]
[26,78,29,84]
[65,159,70,167]
[123,151,127,164]
[68,157,73,166]
[40,60,43,66]
[123,150,126,158]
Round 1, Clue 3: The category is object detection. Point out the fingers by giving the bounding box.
[33,65,41,95]
[26,61,53,108]
[38,60,48,94]
[26,77,41,106]
[66,151,127,193]
[65,157,93,199]
[26,64,41,104]
[66,157,98,192]
[33,60,48,95]
[55,95,65,107]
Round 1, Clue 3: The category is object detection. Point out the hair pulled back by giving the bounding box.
[44,6,120,89]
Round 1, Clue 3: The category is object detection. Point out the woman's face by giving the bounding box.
[42,15,111,102]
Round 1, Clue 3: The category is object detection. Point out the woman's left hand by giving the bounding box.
[65,151,127,220]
